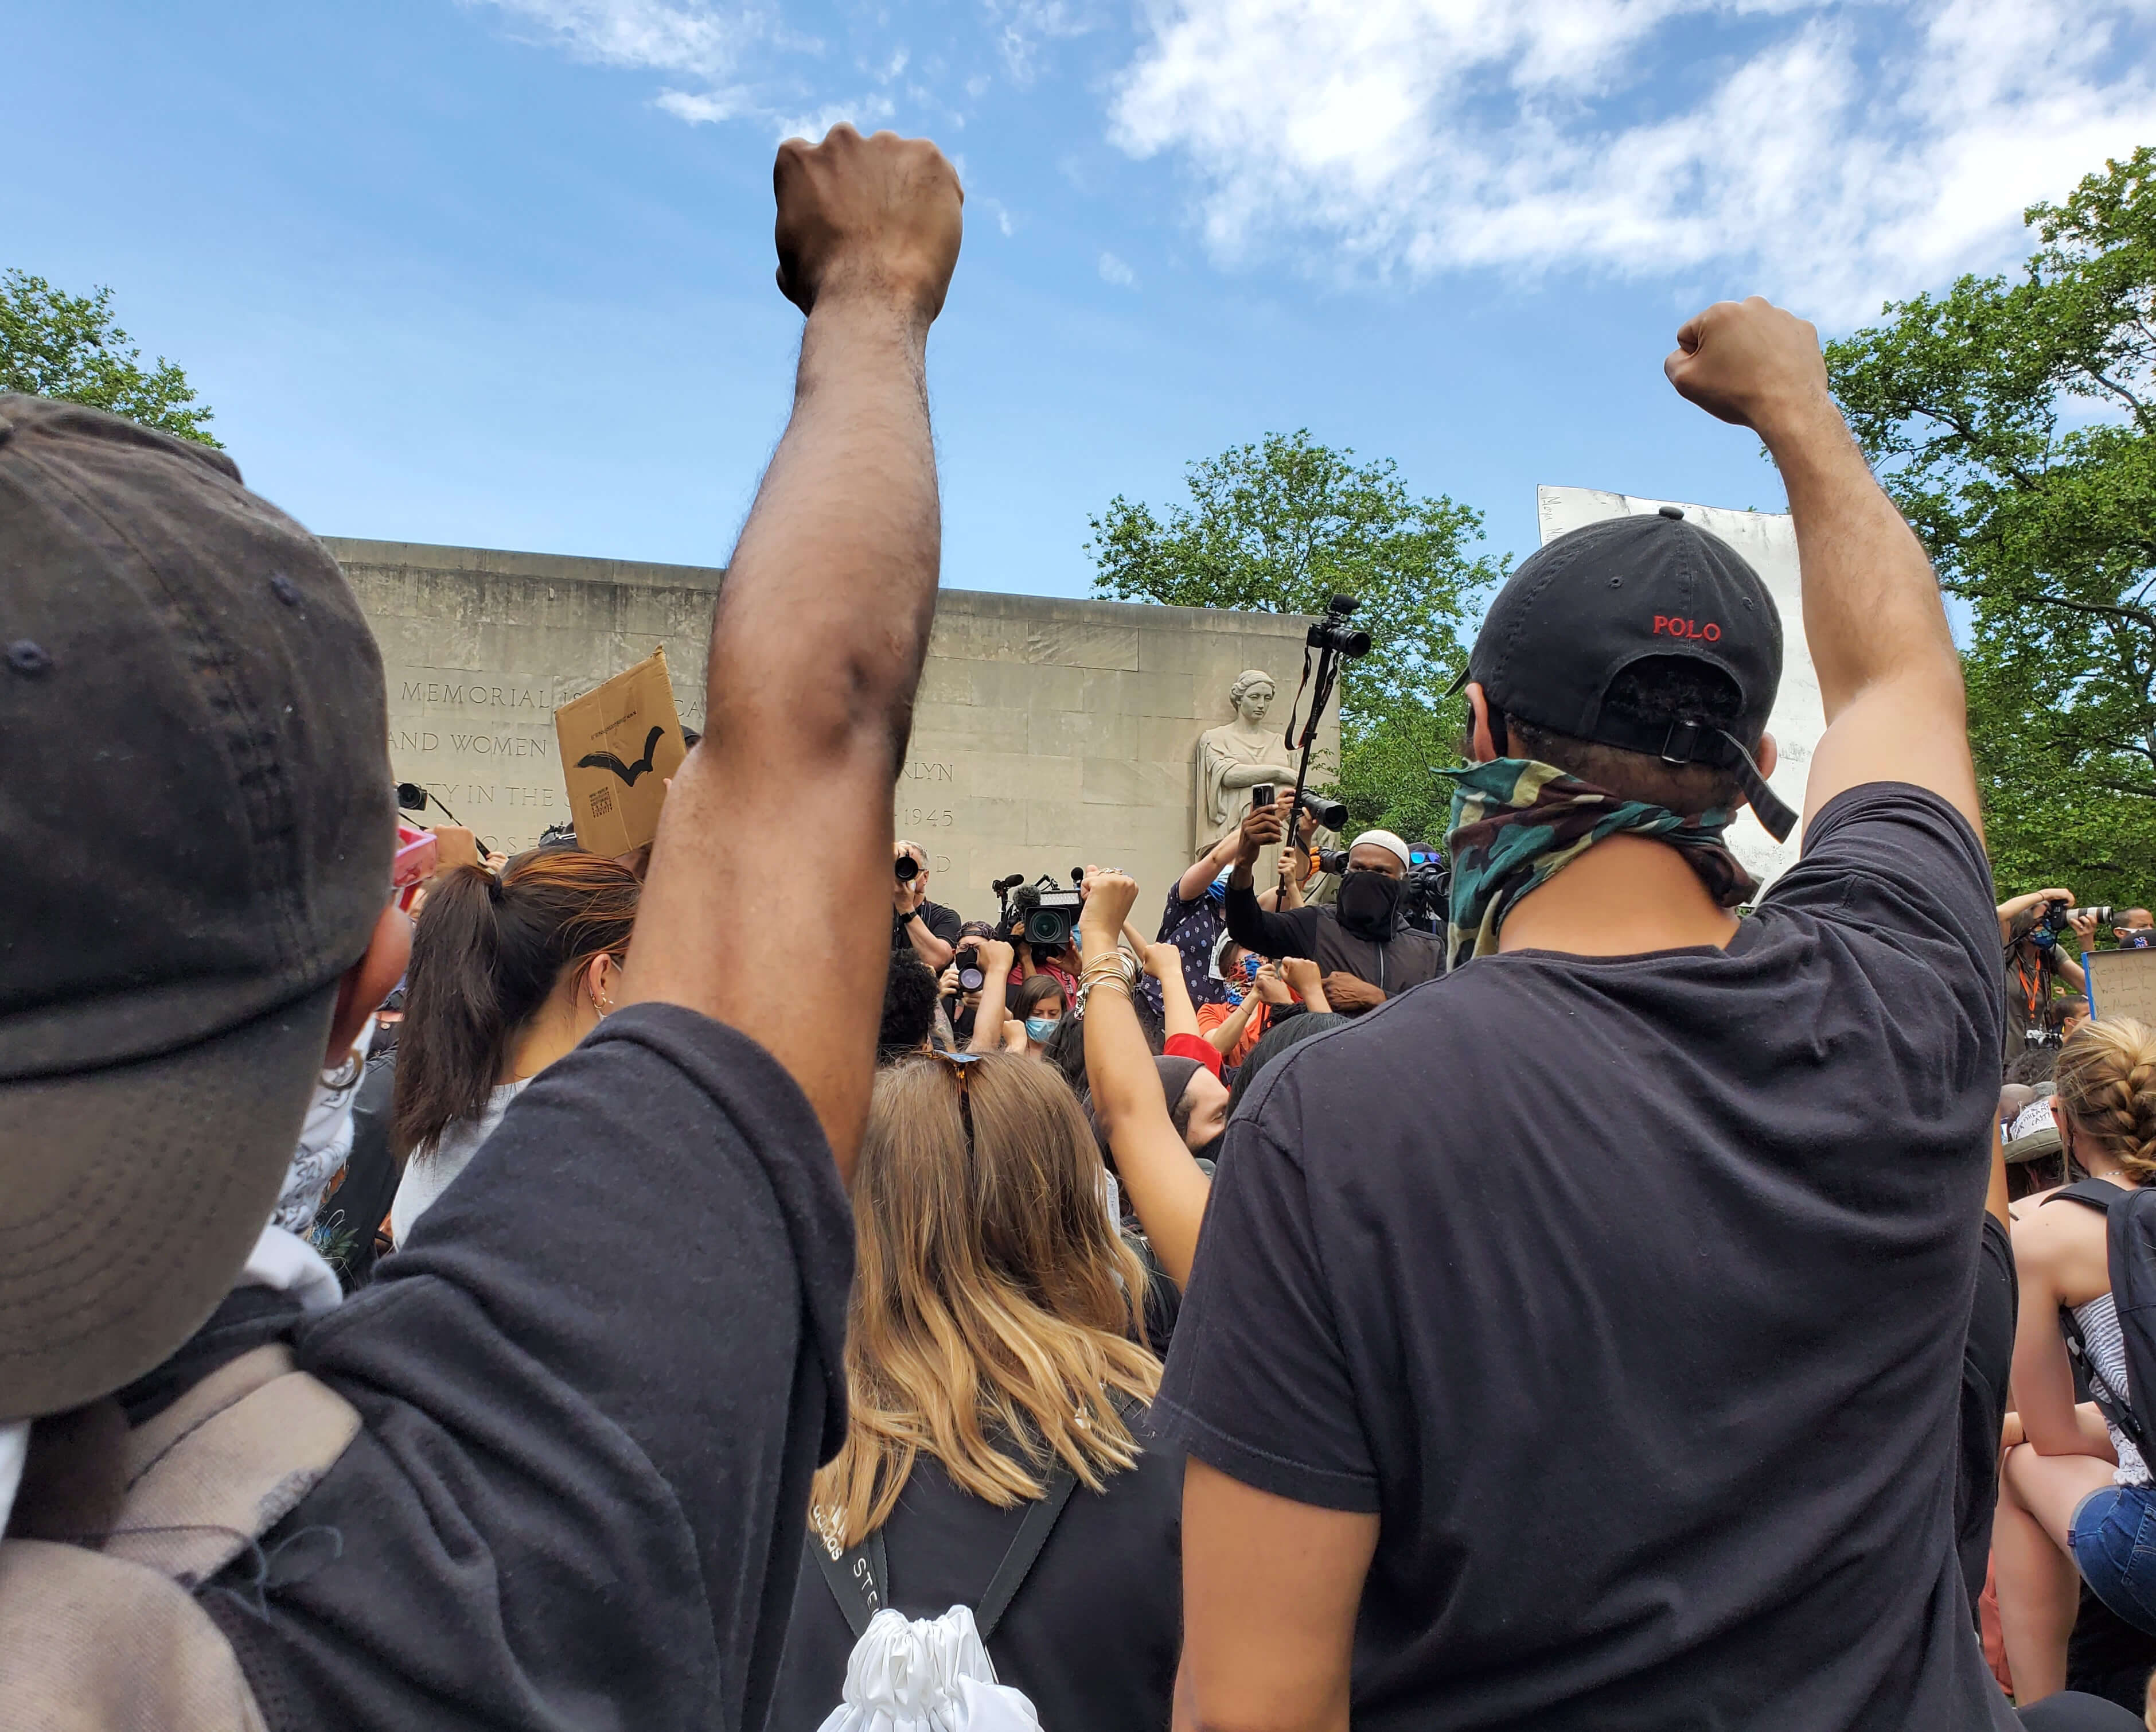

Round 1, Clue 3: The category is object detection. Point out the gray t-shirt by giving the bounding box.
[387,1077,529,1244]
[1157,784,2011,1730]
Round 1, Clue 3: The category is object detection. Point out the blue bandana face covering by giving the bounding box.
[1440,758,1757,971]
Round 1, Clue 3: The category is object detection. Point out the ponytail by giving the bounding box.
[392,851,641,1158]
[2055,1017,2156,1184]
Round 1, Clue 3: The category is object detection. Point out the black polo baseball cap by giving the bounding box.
[0,395,392,1420]
[1449,506,1795,840]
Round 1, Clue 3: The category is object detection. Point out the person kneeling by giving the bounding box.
[1996,1019,2156,1706]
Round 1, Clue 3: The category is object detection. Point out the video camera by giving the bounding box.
[993,870,1086,953]
[1404,849,1451,931]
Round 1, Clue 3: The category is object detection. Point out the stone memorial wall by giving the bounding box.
[328,538,1336,922]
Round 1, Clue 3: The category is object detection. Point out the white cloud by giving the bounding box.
[1098,250,1137,286]
[1109,0,2156,320]
[654,87,742,123]
[471,0,767,81]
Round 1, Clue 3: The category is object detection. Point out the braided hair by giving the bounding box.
[2054,1018,2156,1183]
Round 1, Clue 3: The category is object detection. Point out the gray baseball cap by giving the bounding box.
[0,395,391,1420]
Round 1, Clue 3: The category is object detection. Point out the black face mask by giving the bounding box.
[1188,1131,1226,1168]
[1336,870,1403,940]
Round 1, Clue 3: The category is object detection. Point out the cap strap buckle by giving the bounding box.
[1659,718,1705,765]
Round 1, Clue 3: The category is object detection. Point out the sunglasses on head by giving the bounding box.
[926,1048,983,1146]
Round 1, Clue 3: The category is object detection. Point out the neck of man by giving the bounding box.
[1499,834,1741,958]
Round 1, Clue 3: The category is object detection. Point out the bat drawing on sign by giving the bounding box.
[576,725,666,787]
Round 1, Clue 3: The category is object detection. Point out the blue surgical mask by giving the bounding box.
[1025,1015,1059,1042]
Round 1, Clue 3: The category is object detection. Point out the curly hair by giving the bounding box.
[2054,1018,2156,1183]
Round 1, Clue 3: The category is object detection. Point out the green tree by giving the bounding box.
[0,270,219,446]
[1088,430,1501,844]
[1824,150,2156,905]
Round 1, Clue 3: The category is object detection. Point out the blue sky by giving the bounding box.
[9,0,2156,601]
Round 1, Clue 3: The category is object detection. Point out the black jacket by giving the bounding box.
[1222,882,1444,1000]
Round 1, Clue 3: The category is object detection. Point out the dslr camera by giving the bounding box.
[1251,784,1349,836]
[2031,898,2072,947]
[995,870,1085,953]
[1305,594,1372,659]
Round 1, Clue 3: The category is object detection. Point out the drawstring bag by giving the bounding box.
[818,1605,1040,1731]
[813,1459,1077,1731]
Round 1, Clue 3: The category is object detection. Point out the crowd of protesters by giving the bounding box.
[11,120,2156,1732]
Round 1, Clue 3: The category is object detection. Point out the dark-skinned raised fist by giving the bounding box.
[773,123,963,325]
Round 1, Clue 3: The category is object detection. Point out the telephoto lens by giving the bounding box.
[895,854,919,883]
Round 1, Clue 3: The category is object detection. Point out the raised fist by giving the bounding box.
[1664,296,1831,434]
[773,124,963,324]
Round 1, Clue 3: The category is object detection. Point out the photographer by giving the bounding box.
[1221,793,1444,1013]
[1999,888,2092,1058]
[893,839,961,971]
[1159,823,1319,1010]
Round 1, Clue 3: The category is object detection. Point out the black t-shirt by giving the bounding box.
[1157,785,2013,1730]
[766,1430,1184,1731]
[899,897,963,953]
[1958,1213,2017,1617]
[204,1003,855,1732]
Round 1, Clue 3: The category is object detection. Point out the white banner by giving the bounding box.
[1535,486,1823,892]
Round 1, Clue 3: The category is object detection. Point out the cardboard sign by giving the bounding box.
[553,648,689,855]
[2085,947,2156,1027]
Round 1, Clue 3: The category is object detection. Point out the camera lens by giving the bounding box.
[959,967,985,992]
[895,854,919,882]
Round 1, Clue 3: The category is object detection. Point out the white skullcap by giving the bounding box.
[1352,829,1413,873]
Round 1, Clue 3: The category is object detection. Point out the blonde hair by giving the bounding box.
[2055,1017,2156,1183]
[812,1053,1161,1548]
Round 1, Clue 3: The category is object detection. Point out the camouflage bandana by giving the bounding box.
[1441,758,1757,971]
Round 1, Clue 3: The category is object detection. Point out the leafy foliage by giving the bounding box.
[0,270,219,446]
[1088,431,1502,844]
[1825,149,2156,903]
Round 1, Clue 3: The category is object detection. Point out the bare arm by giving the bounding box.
[620,126,962,1185]
[2010,1209,2101,1458]
[1175,1459,1377,1732]
[1280,956,1331,1016]
[1999,888,2076,943]
[899,898,956,972]
[1986,1139,2011,1232]
[1205,991,1261,1057]
[1082,875,1212,1287]
[968,940,1015,1054]
[1665,298,1980,836]
[1148,941,1202,1042]
[1178,831,1244,905]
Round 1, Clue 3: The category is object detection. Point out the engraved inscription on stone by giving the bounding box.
[330,538,1335,913]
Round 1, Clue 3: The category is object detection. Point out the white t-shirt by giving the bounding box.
[389,1079,531,1246]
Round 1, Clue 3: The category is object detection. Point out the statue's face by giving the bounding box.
[1238,683,1274,723]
